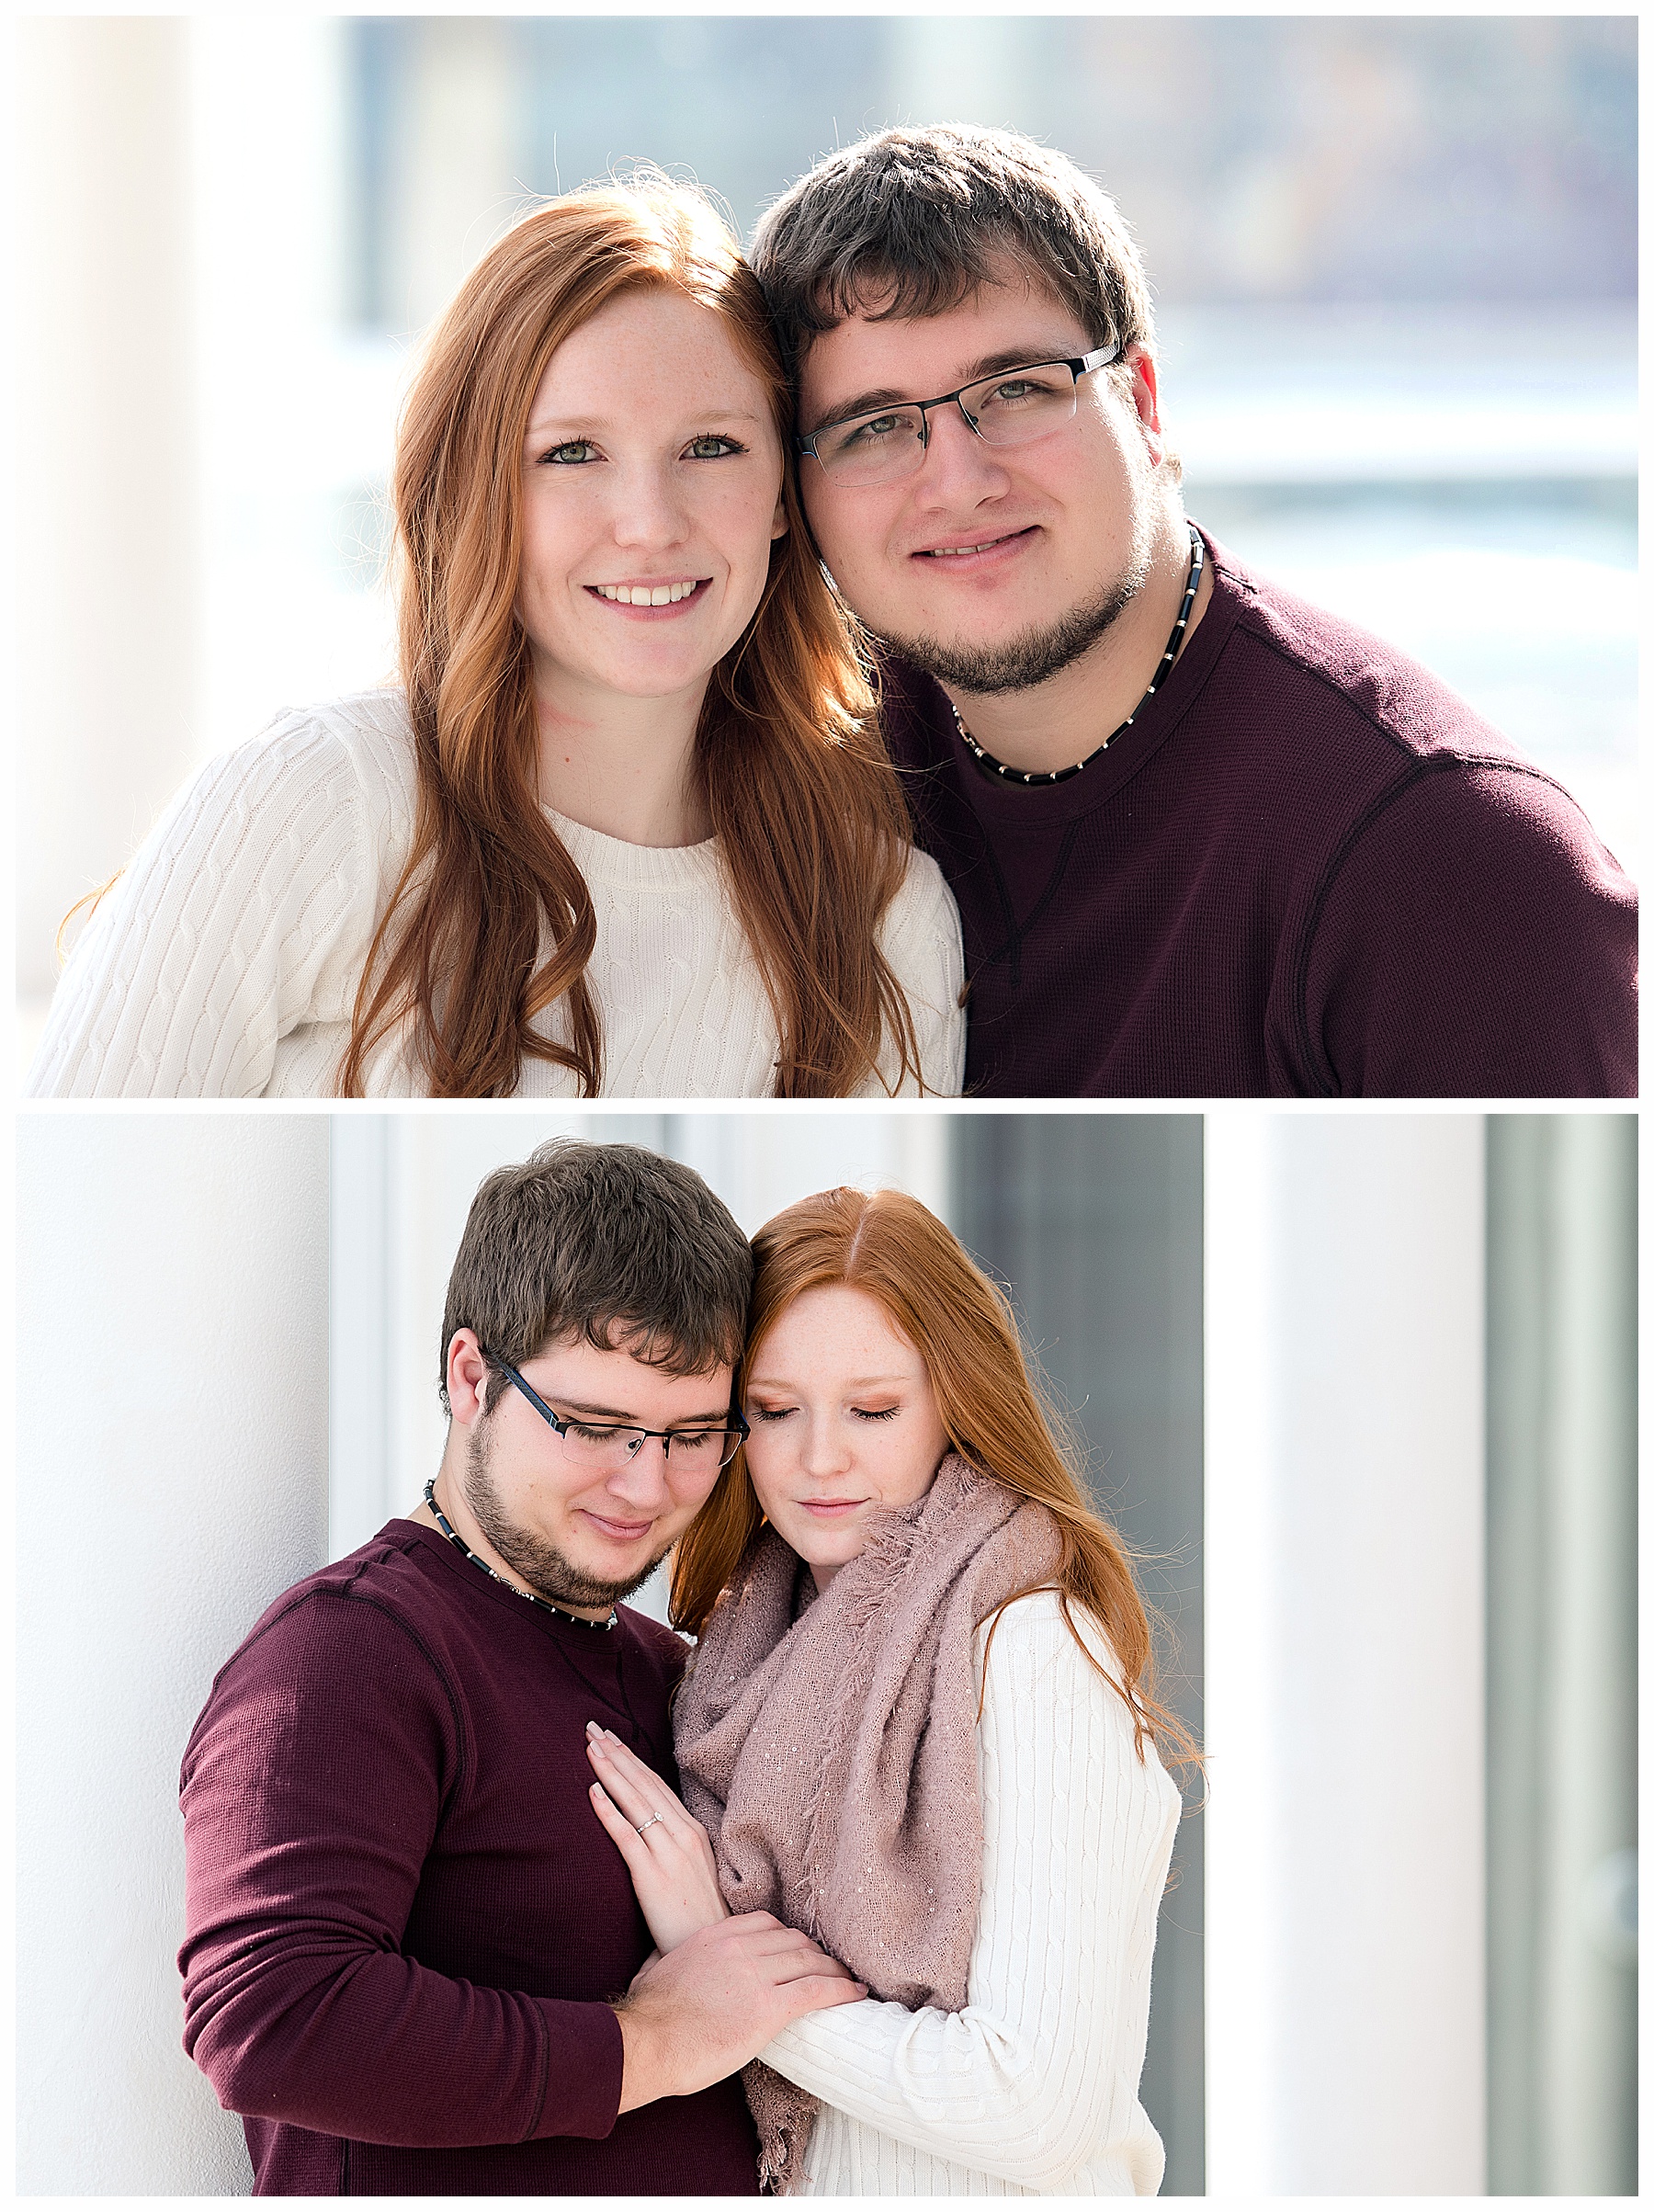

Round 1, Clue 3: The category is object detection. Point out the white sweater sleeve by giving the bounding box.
[26,707,398,1098]
[759,1593,1180,2192]
[871,847,966,1097]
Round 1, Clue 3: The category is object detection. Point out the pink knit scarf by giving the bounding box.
[674,1454,1061,2192]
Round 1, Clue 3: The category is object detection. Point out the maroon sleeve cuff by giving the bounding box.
[527,1999,626,2141]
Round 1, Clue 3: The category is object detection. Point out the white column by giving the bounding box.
[17,1113,331,2195]
[1206,1112,1486,2193]
[15,18,200,1004]
[1537,1115,1637,2188]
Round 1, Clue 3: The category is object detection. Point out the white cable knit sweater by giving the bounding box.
[761,1592,1182,2196]
[27,689,966,1098]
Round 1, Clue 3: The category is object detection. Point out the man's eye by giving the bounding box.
[980,374,1060,407]
[664,1428,721,1457]
[830,409,920,457]
[540,440,600,465]
[566,1420,625,1442]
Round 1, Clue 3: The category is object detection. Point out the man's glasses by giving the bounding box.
[486,1352,749,1476]
[797,345,1121,489]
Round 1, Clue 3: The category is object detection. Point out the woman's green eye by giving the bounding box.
[544,441,598,465]
[686,436,741,459]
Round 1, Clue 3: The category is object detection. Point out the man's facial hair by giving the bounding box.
[875,550,1149,697]
[462,1420,668,1609]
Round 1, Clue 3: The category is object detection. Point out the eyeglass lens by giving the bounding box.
[556,1422,742,1473]
[816,363,1081,486]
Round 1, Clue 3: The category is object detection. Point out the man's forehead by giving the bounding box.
[531,1324,733,1387]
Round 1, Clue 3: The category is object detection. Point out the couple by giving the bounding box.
[178,1139,1190,2195]
[32,127,1635,1099]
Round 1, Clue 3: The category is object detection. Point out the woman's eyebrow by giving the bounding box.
[746,1371,910,1390]
[525,405,769,438]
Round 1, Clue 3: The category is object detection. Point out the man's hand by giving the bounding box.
[613,1913,866,2111]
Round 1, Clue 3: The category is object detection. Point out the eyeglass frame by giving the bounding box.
[795,344,1123,482]
[484,1348,750,1469]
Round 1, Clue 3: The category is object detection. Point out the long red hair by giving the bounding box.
[339,180,925,1097]
[671,1186,1199,1769]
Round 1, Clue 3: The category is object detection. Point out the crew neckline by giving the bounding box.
[541,802,724,890]
[391,1514,632,1642]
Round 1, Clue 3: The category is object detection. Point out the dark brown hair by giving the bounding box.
[341,177,927,1099]
[750,123,1156,381]
[671,1185,1198,1772]
[439,1139,752,1411]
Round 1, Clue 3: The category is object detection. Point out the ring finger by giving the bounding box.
[585,1724,679,1833]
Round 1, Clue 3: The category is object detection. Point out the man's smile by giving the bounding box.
[912,526,1037,560]
[578,1506,658,1542]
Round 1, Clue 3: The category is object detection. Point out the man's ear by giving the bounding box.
[1124,343,1167,467]
[446,1329,491,1428]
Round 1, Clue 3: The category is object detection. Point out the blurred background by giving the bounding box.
[15,15,1637,1065]
[17,1106,1636,2194]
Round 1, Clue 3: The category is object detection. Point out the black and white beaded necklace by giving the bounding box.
[955,522,1205,788]
[423,1476,617,1630]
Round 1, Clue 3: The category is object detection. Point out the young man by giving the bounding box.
[178,1140,860,2195]
[752,125,1637,1097]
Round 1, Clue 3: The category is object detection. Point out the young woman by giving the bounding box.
[583,1187,1193,2195]
[28,184,963,1097]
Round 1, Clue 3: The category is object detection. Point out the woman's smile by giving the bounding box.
[587,577,712,609]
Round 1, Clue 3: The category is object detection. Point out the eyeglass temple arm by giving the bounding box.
[485,1350,749,1444]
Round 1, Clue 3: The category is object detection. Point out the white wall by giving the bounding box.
[17,1113,331,2195]
[1205,1112,1487,2193]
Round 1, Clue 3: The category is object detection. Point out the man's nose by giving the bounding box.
[911,403,1014,505]
[606,1435,674,1502]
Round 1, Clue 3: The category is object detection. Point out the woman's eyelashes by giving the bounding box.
[746,1401,902,1424]
[532,432,750,467]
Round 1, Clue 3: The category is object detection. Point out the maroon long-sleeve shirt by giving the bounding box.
[178,1519,760,2195]
[878,529,1637,1096]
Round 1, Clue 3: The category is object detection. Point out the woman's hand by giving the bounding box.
[586,1722,732,1954]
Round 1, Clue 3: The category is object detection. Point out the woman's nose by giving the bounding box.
[609,463,692,548]
[799,1415,852,1474]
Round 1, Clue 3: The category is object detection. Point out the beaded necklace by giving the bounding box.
[423,1477,617,1630]
[955,522,1204,788]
